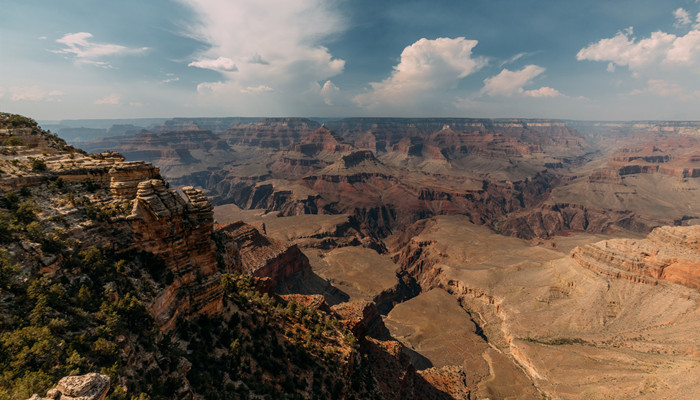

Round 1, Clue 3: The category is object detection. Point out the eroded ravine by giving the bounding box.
[386,217,700,399]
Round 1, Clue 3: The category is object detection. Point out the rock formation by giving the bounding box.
[215,221,311,288]
[28,373,110,400]
[572,225,700,289]
[126,180,225,331]
[607,136,700,178]
[331,301,390,339]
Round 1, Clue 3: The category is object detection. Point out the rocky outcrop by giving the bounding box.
[331,301,390,339]
[28,373,110,400]
[289,126,352,156]
[1,144,159,193]
[571,225,700,289]
[5,154,230,332]
[126,180,224,331]
[319,150,393,176]
[216,221,311,288]
[108,161,161,198]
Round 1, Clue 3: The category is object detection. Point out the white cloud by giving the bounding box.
[240,85,273,94]
[523,86,562,98]
[499,52,530,67]
[53,32,148,67]
[188,57,238,71]
[482,65,560,97]
[354,37,486,108]
[577,27,700,71]
[129,102,144,107]
[9,86,63,102]
[666,30,700,65]
[176,0,346,113]
[196,81,221,94]
[674,8,691,27]
[320,80,340,105]
[161,73,180,84]
[94,93,121,105]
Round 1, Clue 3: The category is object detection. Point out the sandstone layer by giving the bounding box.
[572,225,700,289]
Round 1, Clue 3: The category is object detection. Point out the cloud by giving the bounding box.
[674,8,692,27]
[188,56,238,71]
[53,32,148,66]
[94,93,121,105]
[240,85,273,93]
[499,52,531,67]
[161,73,180,83]
[647,79,687,97]
[481,65,560,98]
[577,27,700,71]
[523,86,562,98]
[320,80,340,105]
[354,37,486,108]
[176,0,346,113]
[128,102,144,107]
[9,86,63,102]
[629,79,700,100]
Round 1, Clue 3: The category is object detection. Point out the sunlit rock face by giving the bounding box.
[127,181,224,331]
[572,225,700,289]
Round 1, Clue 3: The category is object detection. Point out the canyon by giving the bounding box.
[3,113,699,399]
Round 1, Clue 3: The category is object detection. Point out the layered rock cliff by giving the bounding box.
[2,117,230,333]
[215,220,311,289]
[126,180,225,331]
[571,225,700,288]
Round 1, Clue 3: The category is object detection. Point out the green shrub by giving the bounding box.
[1,191,20,210]
[30,158,47,172]
[0,215,12,243]
[19,186,32,197]
[26,221,43,242]
[2,136,23,146]
[1,113,38,128]
[0,249,21,288]
[14,201,39,224]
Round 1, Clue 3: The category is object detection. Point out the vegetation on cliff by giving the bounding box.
[0,114,382,399]
[179,274,378,399]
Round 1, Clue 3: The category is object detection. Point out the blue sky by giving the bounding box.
[2,0,700,120]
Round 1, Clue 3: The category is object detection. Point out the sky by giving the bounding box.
[2,0,700,121]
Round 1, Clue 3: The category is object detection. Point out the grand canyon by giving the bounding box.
[2,113,697,399]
